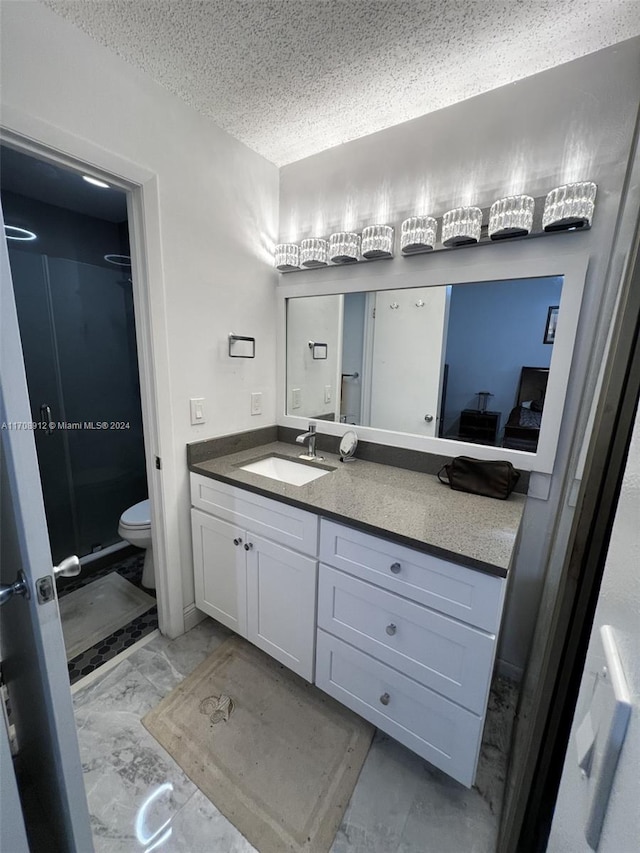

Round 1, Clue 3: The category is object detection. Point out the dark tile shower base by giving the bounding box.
[57,549,158,685]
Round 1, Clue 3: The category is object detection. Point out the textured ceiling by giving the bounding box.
[43,0,640,166]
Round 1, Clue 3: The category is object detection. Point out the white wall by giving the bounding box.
[0,2,279,622]
[278,38,640,675]
[286,295,342,419]
[547,405,640,852]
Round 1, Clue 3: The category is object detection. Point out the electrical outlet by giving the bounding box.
[251,392,262,415]
[189,397,206,425]
[324,385,332,404]
[292,388,301,409]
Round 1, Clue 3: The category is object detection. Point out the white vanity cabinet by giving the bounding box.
[190,473,319,680]
[315,520,507,787]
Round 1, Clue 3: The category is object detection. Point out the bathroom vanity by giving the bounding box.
[189,440,525,787]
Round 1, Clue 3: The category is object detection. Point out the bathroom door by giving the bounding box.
[369,286,450,435]
[0,208,93,850]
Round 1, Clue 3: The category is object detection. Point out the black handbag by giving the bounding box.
[437,456,520,500]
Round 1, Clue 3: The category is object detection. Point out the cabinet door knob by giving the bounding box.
[389,562,401,574]
[385,623,397,636]
[379,692,390,706]
[424,414,434,423]
[233,537,242,546]
[244,542,253,551]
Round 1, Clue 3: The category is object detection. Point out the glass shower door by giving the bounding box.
[10,251,77,563]
[10,251,147,563]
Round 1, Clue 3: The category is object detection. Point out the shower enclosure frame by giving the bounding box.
[1,106,184,640]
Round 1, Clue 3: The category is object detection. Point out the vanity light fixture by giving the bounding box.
[82,175,110,189]
[329,232,360,264]
[361,225,394,259]
[300,238,329,268]
[401,216,437,254]
[489,195,535,240]
[441,206,483,247]
[542,182,597,231]
[274,243,300,271]
[4,225,37,241]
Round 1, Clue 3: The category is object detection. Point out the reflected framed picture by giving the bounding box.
[544,306,559,344]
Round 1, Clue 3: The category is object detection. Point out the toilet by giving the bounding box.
[118,499,155,589]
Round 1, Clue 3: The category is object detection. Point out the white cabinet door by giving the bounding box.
[246,533,318,681]
[191,508,247,637]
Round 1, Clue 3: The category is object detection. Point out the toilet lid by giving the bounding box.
[120,499,150,529]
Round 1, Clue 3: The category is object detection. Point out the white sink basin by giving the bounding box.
[239,455,331,486]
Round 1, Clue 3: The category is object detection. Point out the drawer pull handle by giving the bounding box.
[379,692,390,706]
[385,623,397,636]
[233,537,242,546]
[390,562,401,574]
[244,542,253,551]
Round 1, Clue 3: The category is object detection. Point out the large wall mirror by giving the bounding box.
[277,247,588,474]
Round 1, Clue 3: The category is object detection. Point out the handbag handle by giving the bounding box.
[437,464,450,485]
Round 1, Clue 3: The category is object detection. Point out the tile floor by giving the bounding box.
[73,618,518,853]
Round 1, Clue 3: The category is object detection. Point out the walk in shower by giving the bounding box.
[1,146,147,564]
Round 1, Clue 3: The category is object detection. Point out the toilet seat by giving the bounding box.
[119,499,150,530]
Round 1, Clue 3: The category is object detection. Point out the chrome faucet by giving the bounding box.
[296,423,319,459]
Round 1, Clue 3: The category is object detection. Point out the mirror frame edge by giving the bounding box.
[276,239,589,474]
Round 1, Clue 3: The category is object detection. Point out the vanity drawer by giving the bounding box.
[191,473,318,555]
[318,565,495,714]
[316,630,482,787]
[320,520,504,632]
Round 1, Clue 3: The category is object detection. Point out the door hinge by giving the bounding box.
[155,456,162,470]
[35,575,55,604]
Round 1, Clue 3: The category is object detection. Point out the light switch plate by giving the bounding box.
[324,385,332,403]
[189,397,205,425]
[251,392,262,415]
[583,625,632,849]
[292,388,301,409]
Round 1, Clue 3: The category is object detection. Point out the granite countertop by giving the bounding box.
[189,441,526,578]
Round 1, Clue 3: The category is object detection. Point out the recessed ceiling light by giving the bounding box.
[83,175,110,189]
[4,225,37,241]
[104,254,131,266]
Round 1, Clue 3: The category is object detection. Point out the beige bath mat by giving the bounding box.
[59,571,155,660]
[143,636,374,853]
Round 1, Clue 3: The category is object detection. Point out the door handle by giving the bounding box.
[424,414,434,423]
[53,555,81,578]
[40,403,54,434]
[0,571,29,606]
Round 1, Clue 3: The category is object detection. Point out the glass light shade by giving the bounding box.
[442,207,483,247]
[274,243,300,271]
[329,232,361,264]
[300,238,329,268]
[361,224,394,259]
[489,195,534,240]
[543,182,597,231]
[401,216,437,253]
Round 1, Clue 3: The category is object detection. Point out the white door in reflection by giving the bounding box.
[368,287,449,436]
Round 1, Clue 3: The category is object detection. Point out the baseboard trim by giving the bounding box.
[496,658,524,683]
[183,603,207,632]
